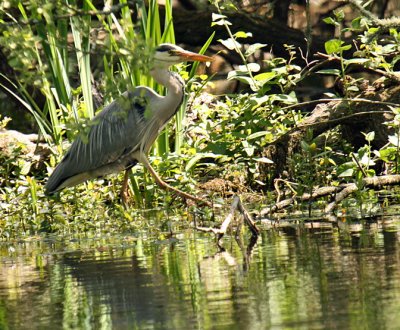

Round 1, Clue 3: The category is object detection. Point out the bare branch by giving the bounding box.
[196,195,259,242]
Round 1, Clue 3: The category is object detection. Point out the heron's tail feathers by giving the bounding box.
[44,165,66,195]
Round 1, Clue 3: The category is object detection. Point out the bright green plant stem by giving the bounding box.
[69,0,94,119]
[213,2,258,90]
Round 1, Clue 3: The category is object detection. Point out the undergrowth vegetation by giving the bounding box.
[1,0,400,237]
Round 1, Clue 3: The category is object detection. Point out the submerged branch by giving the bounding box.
[196,195,259,242]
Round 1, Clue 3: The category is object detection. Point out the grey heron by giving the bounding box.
[45,43,213,206]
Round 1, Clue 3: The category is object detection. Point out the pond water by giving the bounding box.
[0,217,399,329]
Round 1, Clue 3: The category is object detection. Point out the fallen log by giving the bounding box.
[259,174,400,217]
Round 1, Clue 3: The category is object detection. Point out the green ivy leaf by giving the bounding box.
[234,31,252,39]
[242,140,255,156]
[325,39,342,54]
[245,43,267,57]
[211,13,232,26]
[341,44,352,51]
[237,63,260,72]
[212,13,227,21]
[388,134,400,146]
[379,147,396,162]
[334,10,345,22]
[254,71,276,82]
[218,38,240,50]
[338,168,354,177]
[323,17,337,25]
[227,72,259,91]
[324,39,351,54]
[270,94,297,104]
[351,17,362,29]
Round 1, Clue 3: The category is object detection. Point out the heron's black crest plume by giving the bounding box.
[156,44,180,52]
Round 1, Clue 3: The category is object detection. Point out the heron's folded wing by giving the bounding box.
[45,89,157,192]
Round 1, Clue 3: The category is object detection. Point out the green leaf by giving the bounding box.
[247,131,270,140]
[212,13,227,21]
[344,58,370,65]
[351,17,362,29]
[242,140,255,156]
[324,39,351,54]
[388,134,400,146]
[360,154,375,166]
[347,86,359,92]
[341,44,352,51]
[316,69,341,76]
[234,31,252,38]
[227,72,259,91]
[185,153,219,172]
[366,169,376,177]
[379,147,396,162]
[271,94,297,104]
[237,63,260,72]
[20,161,32,175]
[368,27,379,34]
[254,71,276,82]
[245,43,267,57]
[338,168,354,177]
[251,95,270,107]
[219,38,240,50]
[254,157,274,164]
[325,39,342,54]
[300,140,310,152]
[327,158,337,166]
[323,17,337,25]
[334,10,345,22]
[211,13,231,26]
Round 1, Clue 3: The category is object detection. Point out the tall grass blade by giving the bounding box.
[70,0,94,118]
[0,75,51,142]
[161,0,175,44]
[174,32,215,153]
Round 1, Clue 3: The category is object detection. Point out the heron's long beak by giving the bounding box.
[176,50,214,62]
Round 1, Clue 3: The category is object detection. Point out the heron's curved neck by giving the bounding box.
[150,67,184,96]
[150,67,185,120]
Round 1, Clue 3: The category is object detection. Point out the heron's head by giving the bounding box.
[153,43,213,68]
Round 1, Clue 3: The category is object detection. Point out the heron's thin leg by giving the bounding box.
[120,169,130,207]
[140,156,211,207]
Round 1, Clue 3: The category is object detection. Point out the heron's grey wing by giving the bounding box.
[45,88,160,194]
